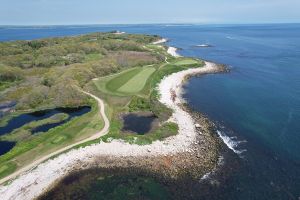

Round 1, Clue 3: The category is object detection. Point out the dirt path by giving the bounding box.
[0,90,110,185]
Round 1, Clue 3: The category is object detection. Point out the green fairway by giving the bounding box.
[94,66,156,96]
[174,59,199,66]
[118,67,156,93]
[106,68,143,92]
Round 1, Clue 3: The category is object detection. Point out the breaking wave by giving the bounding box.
[217,130,247,155]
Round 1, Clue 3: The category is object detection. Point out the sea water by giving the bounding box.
[1,24,299,199]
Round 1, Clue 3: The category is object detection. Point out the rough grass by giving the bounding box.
[84,53,103,62]
[101,117,178,145]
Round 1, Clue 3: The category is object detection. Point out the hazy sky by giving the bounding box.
[1,0,300,25]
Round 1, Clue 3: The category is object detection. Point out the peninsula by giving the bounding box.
[0,33,225,199]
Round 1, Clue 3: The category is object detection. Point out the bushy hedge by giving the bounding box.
[0,65,23,82]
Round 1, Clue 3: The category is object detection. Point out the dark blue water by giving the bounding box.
[122,113,157,134]
[0,107,91,136]
[31,107,91,134]
[0,141,16,156]
[1,24,299,199]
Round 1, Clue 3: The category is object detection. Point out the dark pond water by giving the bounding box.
[0,101,16,118]
[0,106,91,136]
[121,113,157,135]
[0,141,16,156]
[31,107,91,134]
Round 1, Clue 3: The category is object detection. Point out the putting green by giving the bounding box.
[117,67,156,93]
[174,59,198,66]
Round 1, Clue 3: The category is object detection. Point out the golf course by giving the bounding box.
[0,32,204,183]
[94,65,156,96]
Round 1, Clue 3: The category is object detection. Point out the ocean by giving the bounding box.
[1,24,299,199]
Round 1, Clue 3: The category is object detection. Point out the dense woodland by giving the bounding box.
[0,33,162,110]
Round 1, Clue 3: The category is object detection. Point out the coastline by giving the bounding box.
[152,38,168,44]
[167,47,181,57]
[0,48,225,200]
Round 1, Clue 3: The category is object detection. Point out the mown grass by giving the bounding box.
[106,68,143,92]
[117,67,156,93]
[94,65,157,96]
[174,58,199,66]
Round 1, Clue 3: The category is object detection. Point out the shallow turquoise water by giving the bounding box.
[1,24,299,199]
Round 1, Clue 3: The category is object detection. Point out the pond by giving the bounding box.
[121,113,158,135]
[0,106,91,136]
[32,107,91,134]
[0,141,16,156]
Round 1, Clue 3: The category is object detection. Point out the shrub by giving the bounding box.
[129,96,151,112]
[0,65,23,82]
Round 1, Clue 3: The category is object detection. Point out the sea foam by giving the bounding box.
[217,130,246,155]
